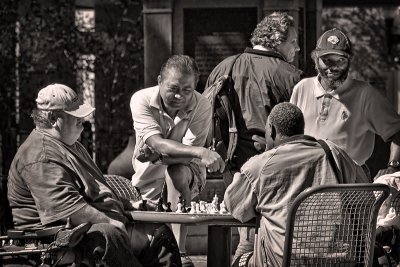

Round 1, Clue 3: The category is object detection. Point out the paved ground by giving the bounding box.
[190,255,207,267]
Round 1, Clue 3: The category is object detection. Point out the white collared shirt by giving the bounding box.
[290,76,400,165]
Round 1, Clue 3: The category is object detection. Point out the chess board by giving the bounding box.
[130,210,243,225]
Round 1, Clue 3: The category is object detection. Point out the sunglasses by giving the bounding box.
[320,56,348,68]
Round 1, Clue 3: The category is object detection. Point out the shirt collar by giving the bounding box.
[244,47,285,61]
[313,75,351,99]
[149,86,197,118]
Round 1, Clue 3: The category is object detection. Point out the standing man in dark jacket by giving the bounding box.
[205,11,303,264]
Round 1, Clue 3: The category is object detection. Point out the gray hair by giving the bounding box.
[250,12,295,50]
[159,55,200,84]
[31,108,62,129]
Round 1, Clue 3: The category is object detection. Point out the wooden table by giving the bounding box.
[130,211,256,267]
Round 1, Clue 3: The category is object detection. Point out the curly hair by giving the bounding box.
[269,102,304,137]
[31,108,62,129]
[159,54,200,84]
[250,12,295,50]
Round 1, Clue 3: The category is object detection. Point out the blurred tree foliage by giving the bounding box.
[0,0,143,174]
[322,7,391,81]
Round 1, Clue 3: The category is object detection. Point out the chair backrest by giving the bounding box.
[282,184,390,267]
[103,174,142,202]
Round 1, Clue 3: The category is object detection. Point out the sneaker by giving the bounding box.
[180,253,195,267]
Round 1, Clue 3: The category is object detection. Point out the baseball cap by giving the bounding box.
[36,83,95,118]
[315,28,352,58]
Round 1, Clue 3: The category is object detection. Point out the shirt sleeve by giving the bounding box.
[224,171,258,223]
[182,96,212,147]
[130,90,162,143]
[363,85,400,142]
[21,162,87,225]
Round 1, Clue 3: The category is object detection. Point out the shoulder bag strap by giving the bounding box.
[225,54,242,162]
[317,139,343,184]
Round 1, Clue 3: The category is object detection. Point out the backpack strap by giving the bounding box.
[317,139,343,184]
[224,54,241,162]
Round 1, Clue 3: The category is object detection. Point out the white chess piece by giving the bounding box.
[190,201,196,214]
[195,203,201,213]
[176,203,183,213]
[200,201,207,213]
[220,200,228,214]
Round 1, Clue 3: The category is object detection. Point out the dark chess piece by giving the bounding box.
[142,199,148,211]
[166,202,172,212]
[156,197,165,212]
[182,199,187,213]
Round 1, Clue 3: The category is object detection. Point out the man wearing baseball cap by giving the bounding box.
[7,83,180,266]
[291,28,400,180]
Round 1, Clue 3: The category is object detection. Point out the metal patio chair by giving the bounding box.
[282,183,390,267]
[103,174,142,201]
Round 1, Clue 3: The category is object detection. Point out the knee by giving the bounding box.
[165,164,192,191]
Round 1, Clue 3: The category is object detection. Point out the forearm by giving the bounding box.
[68,204,124,228]
[147,135,203,159]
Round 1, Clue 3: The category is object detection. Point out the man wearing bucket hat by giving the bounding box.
[7,83,181,266]
[291,28,400,180]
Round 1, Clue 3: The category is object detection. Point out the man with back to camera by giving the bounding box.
[290,28,400,180]
[130,55,225,266]
[224,102,369,267]
[205,11,303,262]
[7,83,181,266]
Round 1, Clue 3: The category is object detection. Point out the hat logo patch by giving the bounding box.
[327,36,339,45]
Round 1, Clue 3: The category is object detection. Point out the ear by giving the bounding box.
[48,111,58,128]
[157,75,162,85]
[269,123,276,140]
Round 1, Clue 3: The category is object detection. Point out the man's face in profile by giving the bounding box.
[276,26,300,63]
[158,68,196,114]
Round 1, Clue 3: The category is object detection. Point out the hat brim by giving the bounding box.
[315,50,350,58]
[64,102,95,118]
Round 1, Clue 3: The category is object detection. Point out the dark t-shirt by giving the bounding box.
[8,129,126,230]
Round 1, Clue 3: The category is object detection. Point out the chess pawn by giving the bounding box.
[176,203,183,213]
[190,201,197,214]
[182,199,187,213]
[220,200,228,214]
[166,202,172,212]
[212,194,219,205]
[199,201,207,213]
[195,203,201,213]
[156,197,165,212]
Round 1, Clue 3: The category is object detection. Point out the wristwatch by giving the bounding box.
[387,160,400,168]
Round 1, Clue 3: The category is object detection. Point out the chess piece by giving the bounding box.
[190,202,196,214]
[166,202,172,212]
[200,201,207,213]
[142,199,148,211]
[176,203,183,213]
[220,200,228,214]
[156,197,164,212]
[195,203,201,213]
[182,199,187,213]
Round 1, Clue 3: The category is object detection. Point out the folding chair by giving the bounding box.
[282,184,390,267]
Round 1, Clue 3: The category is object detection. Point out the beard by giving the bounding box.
[316,62,350,90]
